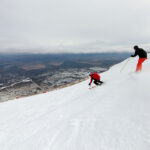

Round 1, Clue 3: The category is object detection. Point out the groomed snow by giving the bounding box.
[0,56,150,150]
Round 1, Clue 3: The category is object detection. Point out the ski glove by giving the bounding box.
[89,83,91,86]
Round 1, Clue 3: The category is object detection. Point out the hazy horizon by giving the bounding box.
[0,51,132,55]
[1,0,150,53]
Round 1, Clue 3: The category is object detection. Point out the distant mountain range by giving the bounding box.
[0,52,131,102]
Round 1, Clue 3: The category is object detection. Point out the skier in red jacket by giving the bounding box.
[89,73,103,86]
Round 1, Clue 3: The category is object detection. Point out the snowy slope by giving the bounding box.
[0,56,150,150]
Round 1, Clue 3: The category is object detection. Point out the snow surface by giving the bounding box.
[0,56,150,150]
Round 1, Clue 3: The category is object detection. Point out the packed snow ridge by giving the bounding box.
[0,56,150,150]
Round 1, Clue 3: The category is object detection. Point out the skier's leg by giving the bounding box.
[94,80,99,85]
[136,58,146,72]
[99,80,103,84]
[136,58,142,72]
[94,80,103,85]
[97,80,103,85]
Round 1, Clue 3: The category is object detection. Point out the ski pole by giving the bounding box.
[120,57,131,72]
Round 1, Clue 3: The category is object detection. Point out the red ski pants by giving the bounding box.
[136,58,146,72]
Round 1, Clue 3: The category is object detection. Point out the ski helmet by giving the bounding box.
[134,45,138,50]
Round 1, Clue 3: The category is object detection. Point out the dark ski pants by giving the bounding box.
[94,79,103,85]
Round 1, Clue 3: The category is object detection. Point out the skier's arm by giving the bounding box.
[131,50,138,57]
[89,77,93,85]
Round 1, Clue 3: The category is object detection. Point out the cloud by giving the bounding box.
[0,0,150,53]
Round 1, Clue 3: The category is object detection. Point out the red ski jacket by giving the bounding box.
[89,73,100,84]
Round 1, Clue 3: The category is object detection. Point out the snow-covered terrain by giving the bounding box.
[0,56,150,150]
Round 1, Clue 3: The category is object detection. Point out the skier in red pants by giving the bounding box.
[89,73,103,86]
[131,45,147,72]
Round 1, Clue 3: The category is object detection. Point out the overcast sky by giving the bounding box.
[0,0,150,53]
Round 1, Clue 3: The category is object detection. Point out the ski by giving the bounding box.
[89,86,97,90]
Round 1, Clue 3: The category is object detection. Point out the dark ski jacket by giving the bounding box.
[131,48,147,58]
[89,73,100,84]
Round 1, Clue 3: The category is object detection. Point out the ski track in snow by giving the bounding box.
[0,56,150,150]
